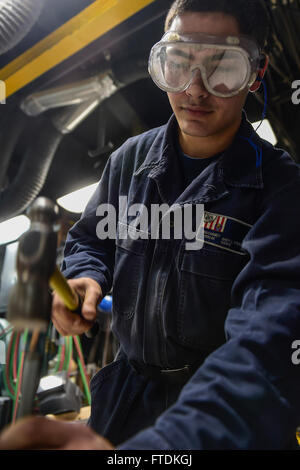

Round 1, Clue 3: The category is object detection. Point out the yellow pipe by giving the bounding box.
[0,0,155,98]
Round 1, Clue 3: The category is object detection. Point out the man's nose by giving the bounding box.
[185,69,210,99]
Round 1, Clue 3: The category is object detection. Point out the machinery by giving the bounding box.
[0,196,114,428]
[0,0,299,430]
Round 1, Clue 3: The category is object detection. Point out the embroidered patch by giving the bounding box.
[203,211,252,255]
[204,212,227,233]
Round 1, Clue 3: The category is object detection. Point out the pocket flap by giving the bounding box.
[181,248,246,280]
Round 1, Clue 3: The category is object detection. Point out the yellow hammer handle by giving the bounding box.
[49,266,79,311]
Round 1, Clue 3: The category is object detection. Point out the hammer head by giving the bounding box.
[7,197,60,331]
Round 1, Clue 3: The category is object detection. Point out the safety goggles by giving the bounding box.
[148,31,261,98]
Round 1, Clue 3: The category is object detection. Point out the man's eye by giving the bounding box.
[209,62,236,72]
[168,61,189,71]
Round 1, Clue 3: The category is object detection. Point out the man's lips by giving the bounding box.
[181,106,213,116]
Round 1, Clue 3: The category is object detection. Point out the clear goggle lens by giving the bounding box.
[149,41,255,97]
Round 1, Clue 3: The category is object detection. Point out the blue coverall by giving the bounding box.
[62,112,300,449]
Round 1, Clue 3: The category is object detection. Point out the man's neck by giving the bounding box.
[178,116,242,158]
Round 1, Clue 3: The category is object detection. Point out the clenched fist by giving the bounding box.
[52,277,103,336]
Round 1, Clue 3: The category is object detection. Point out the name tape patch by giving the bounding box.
[203,211,252,255]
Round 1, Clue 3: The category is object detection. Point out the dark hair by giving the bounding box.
[165,0,269,50]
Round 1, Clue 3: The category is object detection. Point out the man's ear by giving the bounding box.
[249,54,269,93]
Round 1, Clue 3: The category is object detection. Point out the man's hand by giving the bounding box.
[0,416,115,450]
[52,277,103,336]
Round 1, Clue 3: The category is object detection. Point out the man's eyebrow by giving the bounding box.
[168,48,194,60]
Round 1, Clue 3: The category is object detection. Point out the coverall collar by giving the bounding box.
[135,110,263,205]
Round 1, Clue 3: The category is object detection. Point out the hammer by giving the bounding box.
[8,197,99,337]
[7,197,98,419]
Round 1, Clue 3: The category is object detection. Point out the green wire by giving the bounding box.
[12,329,29,421]
[63,337,72,372]
[76,335,85,358]
[53,345,63,373]
[1,366,15,400]
[67,337,73,373]
[62,337,69,371]
[53,335,71,374]
[62,336,72,372]
[0,324,14,399]
[9,333,17,393]
[0,322,13,339]
[77,357,91,406]
[41,322,53,376]
[1,332,17,399]
[75,336,91,406]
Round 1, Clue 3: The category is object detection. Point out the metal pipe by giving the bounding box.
[21,73,115,117]
[0,0,45,54]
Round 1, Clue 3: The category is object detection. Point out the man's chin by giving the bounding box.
[180,122,215,138]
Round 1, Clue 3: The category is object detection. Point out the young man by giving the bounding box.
[1,0,300,450]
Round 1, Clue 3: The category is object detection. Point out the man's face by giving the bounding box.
[167,12,249,140]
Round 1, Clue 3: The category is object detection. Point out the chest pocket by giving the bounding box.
[113,222,149,319]
[177,246,247,349]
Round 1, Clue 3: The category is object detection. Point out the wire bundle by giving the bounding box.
[0,324,91,424]
[0,327,29,422]
[52,334,91,406]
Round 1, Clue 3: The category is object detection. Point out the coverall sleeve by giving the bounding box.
[61,153,120,296]
[118,178,300,450]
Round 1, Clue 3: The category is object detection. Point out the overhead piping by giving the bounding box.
[0,0,45,54]
[0,58,149,222]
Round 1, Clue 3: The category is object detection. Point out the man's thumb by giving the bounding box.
[81,287,101,321]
